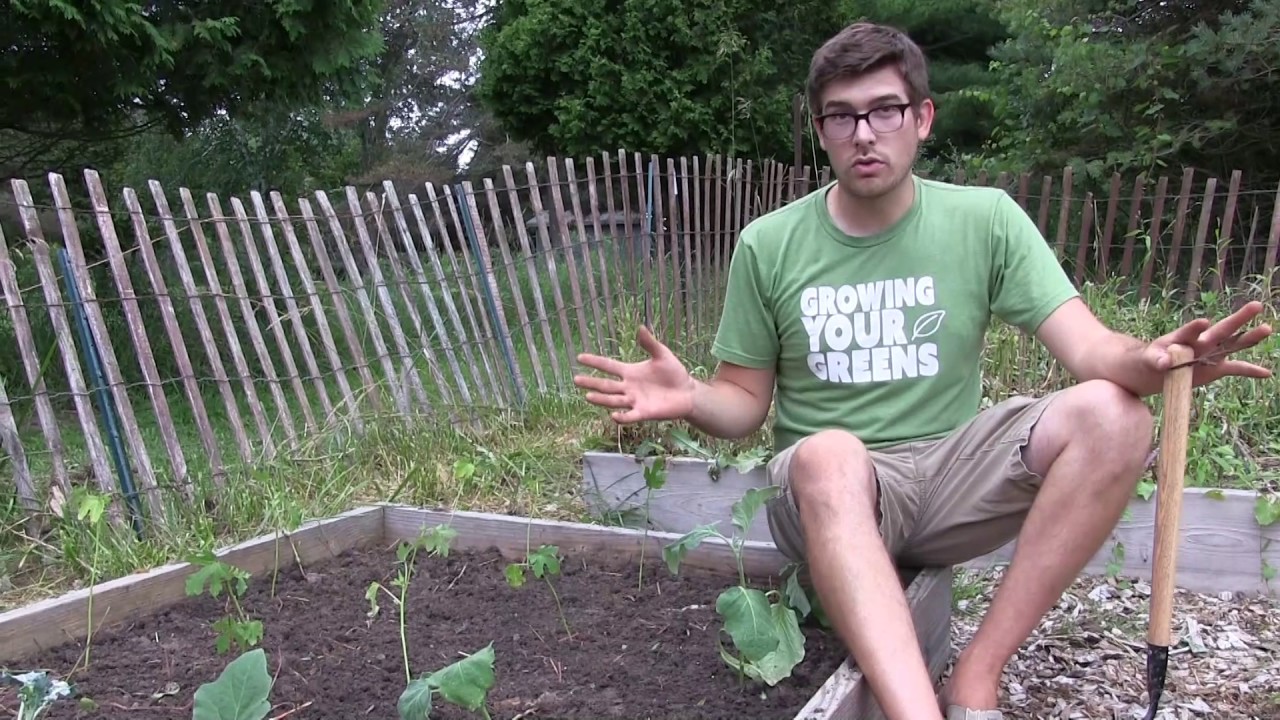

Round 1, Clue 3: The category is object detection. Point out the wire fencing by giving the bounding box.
[0,151,1275,534]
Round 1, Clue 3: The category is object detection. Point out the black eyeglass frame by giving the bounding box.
[814,102,914,140]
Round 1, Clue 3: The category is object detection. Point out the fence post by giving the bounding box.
[644,158,657,330]
[56,247,145,538]
[456,182,526,408]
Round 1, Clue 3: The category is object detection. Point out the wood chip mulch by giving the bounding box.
[942,566,1280,719]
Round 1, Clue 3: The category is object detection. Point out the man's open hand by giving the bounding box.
[1143,300,1273,386]
[573,326,696,424]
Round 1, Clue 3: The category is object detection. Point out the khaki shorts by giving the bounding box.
[765,392,1061,568]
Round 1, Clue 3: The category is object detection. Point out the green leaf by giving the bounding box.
[422,525,458,556]
[715,586,779,662]
[74,491,107,526]
[731,486,779,535]
[2,670,73,720]
[668,427,709,458]
[1135,478,1156,501]
[1204,489,1226,501]
[643,456,667,490]
[662,525,720,575]
[727,447,771,474]
[192,648,272,720]
[424,643,497,711]
[782,566,811,619]
[1255,496,1280,527]
[528,545,560,578]
[397,678,433,720]
[504,563,526,587]
[719,601,807,686]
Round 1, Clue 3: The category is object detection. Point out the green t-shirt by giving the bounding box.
[711,175,1079,454]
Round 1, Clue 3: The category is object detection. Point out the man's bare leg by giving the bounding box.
[944,380,1155,709]
[789,429,944,720]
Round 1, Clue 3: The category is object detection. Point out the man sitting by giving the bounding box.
[573,20,1272,720]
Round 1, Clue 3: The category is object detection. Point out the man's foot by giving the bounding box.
[938,654,1004,718]
[940,648,1002,710]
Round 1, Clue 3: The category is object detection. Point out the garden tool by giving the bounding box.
[1144,343,1195,720]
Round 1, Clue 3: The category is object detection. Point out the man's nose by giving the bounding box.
[852,118,877,144]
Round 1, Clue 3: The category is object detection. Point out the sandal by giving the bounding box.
[945,706,1005,720]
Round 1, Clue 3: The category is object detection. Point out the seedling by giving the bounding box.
[667,426,770,481]
[397,643,497,720]
[367,523,458,684]
[184,553,264,655]
[1,671,73,720]
[662,485,807,686]
[632,440,667,591]
[70,489,109,670]
[505,544,571,638]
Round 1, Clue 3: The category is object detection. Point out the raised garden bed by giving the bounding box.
[582,450,1280,598]
[0,503,952,719]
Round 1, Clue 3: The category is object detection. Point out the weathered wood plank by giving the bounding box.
[51,174,161,511]
[207,192,300,443]
[150,180,255,466]
[381,503,789,579]
[582,451,1279,597]
[973,487,1279,597]
[796,566,953,720]
[0,506,384,662]
[583,451,776,542]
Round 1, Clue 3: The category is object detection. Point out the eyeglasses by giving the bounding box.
[815,103,911,140]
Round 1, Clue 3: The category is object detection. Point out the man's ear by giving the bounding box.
[811,112,828,152]
[914,98,935,141]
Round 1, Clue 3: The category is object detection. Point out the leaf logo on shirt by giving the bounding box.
[911,310,946,341]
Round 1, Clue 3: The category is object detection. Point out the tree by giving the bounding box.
[976,0,1279,185]
[1,0,386,178]
[475,0,842,161]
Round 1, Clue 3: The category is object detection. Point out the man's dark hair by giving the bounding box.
[806,22,932,114]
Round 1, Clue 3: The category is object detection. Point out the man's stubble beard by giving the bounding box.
[834,144,919,201]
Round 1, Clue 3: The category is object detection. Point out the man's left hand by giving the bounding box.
[1144,300,1273,386]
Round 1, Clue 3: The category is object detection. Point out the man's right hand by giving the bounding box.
[573,325,695,424]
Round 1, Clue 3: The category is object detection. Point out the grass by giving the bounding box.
[0,261,1275,618]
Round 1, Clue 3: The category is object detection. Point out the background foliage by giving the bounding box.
[1,0,1276,210]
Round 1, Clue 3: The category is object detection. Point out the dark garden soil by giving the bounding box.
[2,542,850,720]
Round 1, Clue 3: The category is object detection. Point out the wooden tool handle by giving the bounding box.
[1148,343,1196,647]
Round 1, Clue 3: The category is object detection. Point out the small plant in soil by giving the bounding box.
[397,643,498,720]
[183,553,264,655]
[662,485,808,686]
[504,544,572,638]
[363,523,498,718]
[367,523,460,684]
[1,670,73,720]
[631,439,667,591]
[190,648,272,720]
[69,488,109,671]
[666,426,771,481]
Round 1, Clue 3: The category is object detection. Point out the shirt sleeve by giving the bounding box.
[711,234,778,369]
[988,191,1080,334]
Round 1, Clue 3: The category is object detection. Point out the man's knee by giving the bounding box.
[1031,379,1155,476]
[788,429,878,509]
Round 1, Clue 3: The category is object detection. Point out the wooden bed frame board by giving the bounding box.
[0,503,954,720]
[583,450,1280,597]
[0,504,383,662]
[794,565,953,720]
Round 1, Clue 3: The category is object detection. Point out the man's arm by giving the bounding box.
[1035,297,1164,397]
[684,361,776,440]
[1037,295,1274,397]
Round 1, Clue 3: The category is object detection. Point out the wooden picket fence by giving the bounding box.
[0,150,1276,533]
